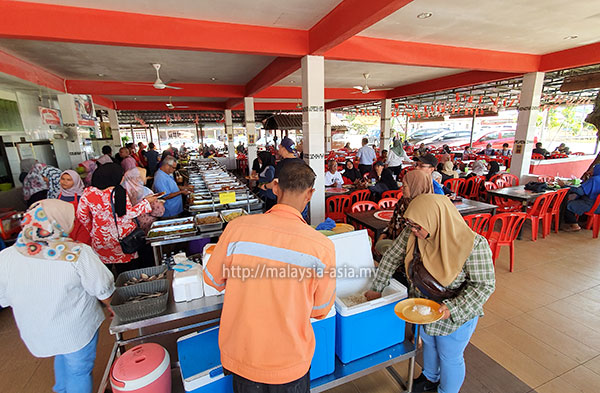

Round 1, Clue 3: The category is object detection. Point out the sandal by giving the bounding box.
[563,224,581,232]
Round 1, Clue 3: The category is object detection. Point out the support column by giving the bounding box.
[107,109,122,151]
[244,97,257,175]
[225,109,235,161]
[380,99,392,150]
[56,94,85,169]
[325,110,332,152]
[302,55,325,224]
[511,72,545,181]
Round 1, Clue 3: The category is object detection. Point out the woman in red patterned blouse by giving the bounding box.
[77,164,155,269]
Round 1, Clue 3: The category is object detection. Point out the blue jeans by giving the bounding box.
[421,317,478,393]
[53,329,99,393]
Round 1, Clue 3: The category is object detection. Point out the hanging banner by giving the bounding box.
[73,95,97,127]
[38,106,62,126]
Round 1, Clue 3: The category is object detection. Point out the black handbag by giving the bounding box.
[111,189,146,254]
[407,241,466,303]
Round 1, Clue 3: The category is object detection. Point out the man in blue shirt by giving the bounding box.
[416,154,445,195]
[145,142,160,176]
[153,156,192,218]
[356,138,376,175]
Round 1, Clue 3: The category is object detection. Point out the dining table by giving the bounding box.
[485,185,556,207]
[325,185,355,198]
[346,199,497,240]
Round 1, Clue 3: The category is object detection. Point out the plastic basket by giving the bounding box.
[111,280,169,322]
[115,265,168,288]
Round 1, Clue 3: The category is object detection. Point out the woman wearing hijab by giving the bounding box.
[366,194,495,393]
[375,170,434,257]
[485,161,501,181]
[471,160,487,177]
[342,159,362,184]
[77,163,155,272]
[561,164,600,231]
[388,140,412,178]
[59,170,91,245]
[20,159,48,207]
[42,164,63,199]
[440,161,459,184]
[122,167,165,234]
[0,200,115,393]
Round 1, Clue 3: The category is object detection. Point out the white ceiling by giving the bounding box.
[0,39,275,84]
[277,60,463,88]
[360,0,600,54]
[105,96,228,102]
[19,0,343,29]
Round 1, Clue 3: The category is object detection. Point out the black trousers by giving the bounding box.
[232,372,310,393]
[388,165,402,179]
[358,164,372,175]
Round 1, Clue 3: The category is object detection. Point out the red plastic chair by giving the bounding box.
[378,198,398,210]
[537,175,555,182]
[500,174,519,186]
[525,193,554,241]
[350,190,371,205]
[547,188,569,234]
[583,194,600,231]
[572,152,585,156]
[592,213,600,239]
[494,178,509,189]
[382,189,403,199]
[463,213,491,236]
[398,166,416,182]
[326,195,351,223]
[485,212,527,272]
[532,153,545,160]
[485,181,522,212]
[463,176,485,199]
[351,201,378,213]
[444,178,466,195]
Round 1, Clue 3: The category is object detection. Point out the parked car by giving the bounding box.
[423,130,478,149]
[460,130,519,150]
[408,128,450,143]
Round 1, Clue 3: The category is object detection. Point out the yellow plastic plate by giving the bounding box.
[394,298,444,325]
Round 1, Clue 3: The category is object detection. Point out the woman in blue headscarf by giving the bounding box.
[562,164,600,231]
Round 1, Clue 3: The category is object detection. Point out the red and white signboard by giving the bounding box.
[38,107,62,126]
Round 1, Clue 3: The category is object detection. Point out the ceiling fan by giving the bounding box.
[166,97,189,109]
[352,73,391,94]
[126,63,182,90]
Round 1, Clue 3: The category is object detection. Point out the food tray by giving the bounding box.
[150,217,194,230]
[115,265,168,287]
[229,198,260,208]
[195,211,224,232]
[111,279,169,322]
[146,223,197,241]
[220,208,248,223]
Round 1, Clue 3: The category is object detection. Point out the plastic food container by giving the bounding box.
[110,343,171,393]
[310,307,336,380]
[330,230,407,363]
[111,280,169,322]
[173,264,204,302]
[115,265,168,287]
[177,326,233,393]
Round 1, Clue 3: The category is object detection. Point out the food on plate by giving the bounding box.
[122,271,167,286]
[196,216,221,225]
[340,294,369,307]
[412,304,432,316]
[223,211,244,222]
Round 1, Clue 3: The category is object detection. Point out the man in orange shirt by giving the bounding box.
[205,160,336,393]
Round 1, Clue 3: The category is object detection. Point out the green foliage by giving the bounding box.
[121,135,131,144]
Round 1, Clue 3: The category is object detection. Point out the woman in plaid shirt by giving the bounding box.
[366,194,495,393]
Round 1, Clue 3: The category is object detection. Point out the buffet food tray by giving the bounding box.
[147,223,197,242]
[220,208,248,223]
[194,211,224,232]
[150,217,194,230]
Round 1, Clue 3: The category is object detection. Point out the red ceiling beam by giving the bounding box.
[256,86,389,100]
[66,80,245,97]
[539,42,600,72]
[325,36,541,73]
[0,50,65,92]
[91,95,115,110]
[387,71,520,99]
[115,101,226,111]
[309,0,414,55]
[325,99,380,110]
[0,1,308,57]
[245,57,302,97]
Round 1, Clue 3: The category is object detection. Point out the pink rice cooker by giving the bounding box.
[110,343,171,393]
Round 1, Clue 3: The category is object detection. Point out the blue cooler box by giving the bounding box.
[330,230,408,364]
[177,326,233,393]
[310,307,336,380]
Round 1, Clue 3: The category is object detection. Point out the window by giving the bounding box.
[502,131,515,138]
[480,132,499,142]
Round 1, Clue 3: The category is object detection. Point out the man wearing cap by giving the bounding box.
[417,154,445,195]
[357,138,376,175]
[275,137,303,178]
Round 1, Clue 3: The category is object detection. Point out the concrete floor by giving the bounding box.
[1,224,599,392]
